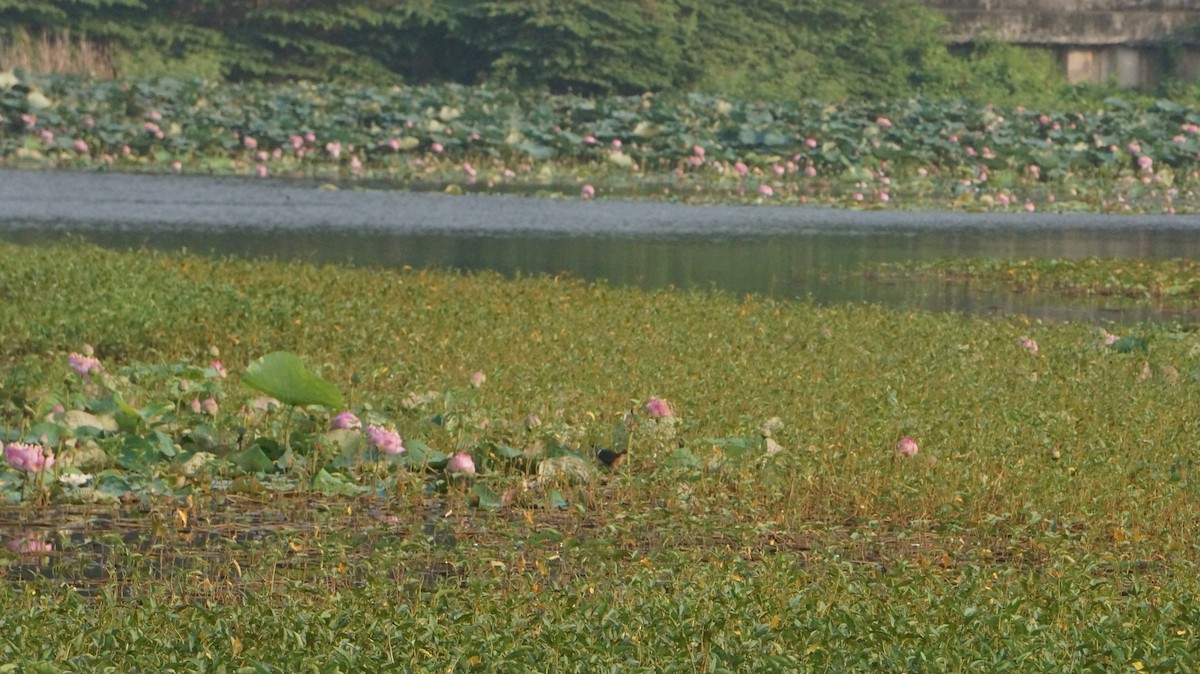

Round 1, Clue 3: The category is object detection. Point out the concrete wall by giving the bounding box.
[921,0,1200,85]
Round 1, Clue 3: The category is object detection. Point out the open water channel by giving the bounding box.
[4,168,1200,323]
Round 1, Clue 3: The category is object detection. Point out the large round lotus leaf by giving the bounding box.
[536,455,592,486]
[60,410,119,433]
[242,352,344,409]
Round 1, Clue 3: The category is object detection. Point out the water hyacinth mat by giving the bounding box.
[1,240,1199,670]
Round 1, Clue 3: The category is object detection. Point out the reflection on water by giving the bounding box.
[4,225,1200,323]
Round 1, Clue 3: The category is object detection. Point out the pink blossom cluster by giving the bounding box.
[4,442,55,473]
[366,425,405,455]
[68,351,102,378]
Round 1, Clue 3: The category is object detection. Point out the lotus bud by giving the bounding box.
[643,396,673,418]
[446,452,476,476]
[895,436,919,458]
[331,412,362,431]
[366,426,404,455]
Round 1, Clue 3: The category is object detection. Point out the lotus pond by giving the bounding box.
[2,240,1200,670]
[4,73,1200,214]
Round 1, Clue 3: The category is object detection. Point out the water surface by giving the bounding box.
[4,168,1200,323]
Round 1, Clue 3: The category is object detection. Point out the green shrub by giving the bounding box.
[4,0,1200,107]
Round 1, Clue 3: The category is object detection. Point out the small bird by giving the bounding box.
[597,447,626,470]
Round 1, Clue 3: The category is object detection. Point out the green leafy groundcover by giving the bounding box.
[2,73,1200,212]
[2,241,1200,669]
[873,257,1200,302]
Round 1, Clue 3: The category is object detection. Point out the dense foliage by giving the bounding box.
[0,0,1077,103]
[2,242,1200,669]
[2,72,1199,212]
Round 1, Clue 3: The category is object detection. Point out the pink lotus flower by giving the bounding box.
[6,535,52,555]
[289,134,305,150]
[5,442,54,473]
[325,142,341,158]
[895,436,918,458]
[733,161,748,177]
[189,398,202,414]
[20,113,36,127]
[39,129,53,143]
[468,370,486,388]
[1137,155,1153,172]
[462,162,477,177]
[581,184,595,199]
[1018,336,1039,355]
[644,396,673,418]
[583,135,597,145]
[876,117,892,128]
[430,142,444,153]
[612,139,622,149]
[1127,141,1141,155]
[804,166,817,177]
[305,132,317,143]
[366,426,405,455]
[171,161,182,173]
[331,412,362,431]
[243,136,258,150]
[67,352,102,379]
[255,165,268,178]
[73,139,89,153]
[757,184,774,197]
[446,452,476,475]
[201,397,218,416]
[806,137,818,148]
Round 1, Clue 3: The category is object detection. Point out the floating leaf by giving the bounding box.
[242,352,343,408]
[470,482,502,511]
[312,469,368,496]
[229,446,275,474]
[95,471,134,497]
[536,455,592,486]
[548,489,569,511]
[1108,336,1148,353]
[400,438,448,470]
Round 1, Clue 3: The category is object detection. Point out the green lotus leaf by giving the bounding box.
[470,483,502,511]
[242,351,344,409]
[312,469,368,496]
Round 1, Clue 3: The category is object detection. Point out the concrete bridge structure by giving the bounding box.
[920,0,1200,87]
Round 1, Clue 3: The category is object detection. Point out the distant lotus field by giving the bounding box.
[2,72,1199,212]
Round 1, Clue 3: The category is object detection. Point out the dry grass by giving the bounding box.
[0,28,115,78]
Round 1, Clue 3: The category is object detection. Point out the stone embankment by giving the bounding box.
[920,0,1200,86]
